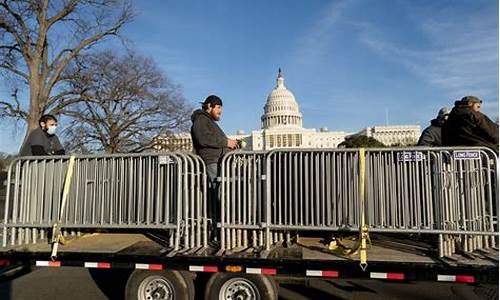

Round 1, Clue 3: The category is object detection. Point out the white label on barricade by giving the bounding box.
[158,156,173,165]
[453,150,481,160]
[397,151,425,162]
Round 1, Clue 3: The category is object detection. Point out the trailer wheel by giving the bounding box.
[204,273,278,300]
[180,271,196,300]
[125,269,194,300]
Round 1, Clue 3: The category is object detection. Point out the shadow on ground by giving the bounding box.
[88,268,133,300]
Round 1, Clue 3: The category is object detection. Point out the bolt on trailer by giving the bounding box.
[0,147,498,299]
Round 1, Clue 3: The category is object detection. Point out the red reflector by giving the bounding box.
[149,264,163,270]
[97,263,111,269]
[49,261,61,267]
[322,271,339,277]
[387,273,405,280]
[455,275,475,283]
[0,259,10,267]
[204,266,218,273]
[261,268,277,275]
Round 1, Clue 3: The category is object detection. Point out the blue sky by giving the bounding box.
[0,0,498,153]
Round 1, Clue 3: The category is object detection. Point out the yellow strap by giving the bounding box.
[359,148,366,226]
[359,148,369,270]
[51,156,76,260]
[326,148,370,264]
[59,233,99,246]
[326,233,372,256]
[59,156,76,219]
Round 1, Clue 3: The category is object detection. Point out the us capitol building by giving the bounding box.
[154,69,420,152]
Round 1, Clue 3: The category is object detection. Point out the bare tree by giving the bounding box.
[0,151,12,171]
[0,0,133,139]
[62,50,192,153]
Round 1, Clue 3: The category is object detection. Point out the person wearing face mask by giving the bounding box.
[19,114,66,156]
[442,96,498,152]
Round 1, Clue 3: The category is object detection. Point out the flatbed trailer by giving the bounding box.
[0,233,498,299]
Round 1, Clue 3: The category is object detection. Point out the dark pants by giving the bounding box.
[206,163,220,224]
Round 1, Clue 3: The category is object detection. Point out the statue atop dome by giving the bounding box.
[276,68,285,88]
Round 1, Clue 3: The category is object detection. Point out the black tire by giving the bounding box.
[180,271,195,300]
[204,273,278,300]
[125,269,194,300]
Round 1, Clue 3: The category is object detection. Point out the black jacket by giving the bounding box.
[19,127,65,156]
[418,119,443,146]
[190,109,228,165]
[442,102,498,150]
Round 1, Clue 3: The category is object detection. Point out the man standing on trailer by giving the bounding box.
[190,95,239,223]
[442,96,498,152]
[417,107,450,146]
[19,114,66,156]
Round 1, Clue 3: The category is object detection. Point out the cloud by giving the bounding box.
[357,4,498,116]
[291,0,355,67]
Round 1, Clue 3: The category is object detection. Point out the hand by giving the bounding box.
[227,139,239,149]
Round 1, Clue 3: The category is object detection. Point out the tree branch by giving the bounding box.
[0,99,28,119]
[0,62,29,80]
[47,9,130,92]
[48,97,83,115]
[0,19,27,58]
[0,43,22,54]
[0,1,31,46]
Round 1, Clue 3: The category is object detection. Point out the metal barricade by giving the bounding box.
[364,147,497,256]
[220,151,267,251]
[365,149,439,230]
[2,153,208,253]
[3,147,496,258]
[439,148,497,256]
[265,149,360,249]
[179,153,208,252]
[219,147,498,257]
[220,149,361,252]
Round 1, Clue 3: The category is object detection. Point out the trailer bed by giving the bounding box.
[1,233,497,283]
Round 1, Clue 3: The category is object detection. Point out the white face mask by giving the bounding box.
[47,126,57,135]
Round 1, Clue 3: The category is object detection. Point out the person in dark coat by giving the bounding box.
[19,114,65,156]
[191,95,239,177]
[190,95,239,224]
[442,96,498,151]
[418,107,450,146]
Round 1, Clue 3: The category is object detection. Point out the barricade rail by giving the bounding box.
[2,152,208,254]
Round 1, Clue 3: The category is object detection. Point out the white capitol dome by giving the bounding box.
[261,69,303,129]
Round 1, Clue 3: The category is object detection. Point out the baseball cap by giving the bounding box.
[437,107,450,118]
[461,96,482,104]
[201,95,223,107]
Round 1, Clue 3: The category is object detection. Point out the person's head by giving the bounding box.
[201,95,223,121]
[437,107,450,123]
[39,114,58,135]
[461,96,482,113]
